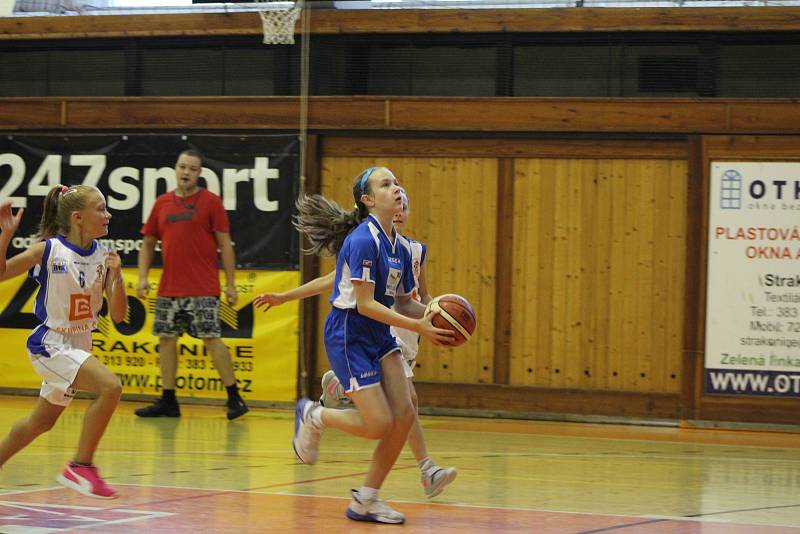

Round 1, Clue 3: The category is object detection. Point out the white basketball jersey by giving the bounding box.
[391,235,426,361]
[28,235,107,345]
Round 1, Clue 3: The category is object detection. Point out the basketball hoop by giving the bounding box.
[256,1,301,45]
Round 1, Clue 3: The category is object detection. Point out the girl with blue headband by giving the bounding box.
[255,187,458,501]
[284,166,452,524]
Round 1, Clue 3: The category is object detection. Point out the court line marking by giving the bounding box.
[267,491,800,530]
[97,465,420,509]
[684,502,800,517]
[28,483,792,530]
[13,449,800,466]
[0,499,174,533]
[418,425,800,450]
[0,487,65,496]
[574,519,671,533]
[5,483,799,530]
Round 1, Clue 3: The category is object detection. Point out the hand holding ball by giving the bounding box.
[426,294,477,347]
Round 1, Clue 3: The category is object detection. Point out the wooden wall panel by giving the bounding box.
[413,382,680,419]
[323,137,690,159]
[314,156,497,385]
[0,100,63,128]
[389,99,731,133]
[64,98,387,130]
[4,7,800,40]
[3,97,800,135]
[667,160,688,393]
[510,157,687,394]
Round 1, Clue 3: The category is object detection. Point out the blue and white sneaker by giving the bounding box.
[345,489,405,524]
[292,397,322,464]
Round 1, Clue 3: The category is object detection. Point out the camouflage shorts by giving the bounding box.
[153,296,221,339]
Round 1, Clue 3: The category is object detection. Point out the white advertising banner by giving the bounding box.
[706,162,800,398]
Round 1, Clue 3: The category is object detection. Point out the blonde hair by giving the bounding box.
[37,185,97,241]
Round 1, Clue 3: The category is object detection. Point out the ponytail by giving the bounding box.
[36,186,64,240]
[293,195,361,256]
[293,167,380,256]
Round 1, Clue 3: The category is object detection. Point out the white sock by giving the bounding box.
[418,457,433,473]
[358,486,378,501]
[310,405,325,429]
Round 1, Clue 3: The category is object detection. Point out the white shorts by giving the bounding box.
[28,330,92,407]
[392,327,419,379]
[402,356,416,379]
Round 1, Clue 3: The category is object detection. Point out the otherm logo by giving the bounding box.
[720,169,742,209]
[721,169,800,209]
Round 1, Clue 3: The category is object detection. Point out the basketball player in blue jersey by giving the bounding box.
[285,167,453,524]
[0,185,127,499]
[255,188,458,499]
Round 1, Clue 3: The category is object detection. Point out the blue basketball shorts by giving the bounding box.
[323,307,401,392]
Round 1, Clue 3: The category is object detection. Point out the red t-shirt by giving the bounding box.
[141,188,230,297]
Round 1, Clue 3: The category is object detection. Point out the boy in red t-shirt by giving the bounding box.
[134,150,248,420]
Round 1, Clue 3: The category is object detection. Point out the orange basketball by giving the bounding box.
[428,294,477,347]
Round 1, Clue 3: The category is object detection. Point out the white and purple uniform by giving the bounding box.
[27,235,107,405]
[324,214,415,392]
[392,234,426,378]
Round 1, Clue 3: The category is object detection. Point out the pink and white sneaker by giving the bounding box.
[57,463,118,499]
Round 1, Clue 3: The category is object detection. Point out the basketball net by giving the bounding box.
[257,1,301,45]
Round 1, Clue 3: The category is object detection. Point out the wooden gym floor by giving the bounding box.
[0,395,798,533]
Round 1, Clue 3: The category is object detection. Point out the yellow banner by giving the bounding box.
[0,269,299,402]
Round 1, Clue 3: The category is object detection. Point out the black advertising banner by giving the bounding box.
[0,133,299,269]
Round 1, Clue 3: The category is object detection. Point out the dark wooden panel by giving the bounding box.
[493,158,514,385]
[681,135,707,421]
[1,97,799,135]
[0,100,63,128]
[415,7,800,34]
[307,381,680,419]
[298,134,320,399]
[697,396,800,426]
[4,7,800,40]
[322,136,689,159]
[704,134,800,159]
[389,99,731,133]
[729,103,800,133]
[412,382,680,420]
[0,12,263,40]
[63,97,386,129]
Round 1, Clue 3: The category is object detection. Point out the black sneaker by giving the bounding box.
[135,398,180,418]
[226,397,249,420]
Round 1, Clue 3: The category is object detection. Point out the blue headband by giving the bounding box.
[359,167,377,195]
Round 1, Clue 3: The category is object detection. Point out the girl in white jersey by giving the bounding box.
[0,185,127,499]
[254,189,457,499]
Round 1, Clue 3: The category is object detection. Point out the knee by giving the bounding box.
[203,338,228,356]
[37,421,56,434]
[364,415,393,440]
[395,402,415,431]
[29,414,58,434]
[99,377,122,401]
